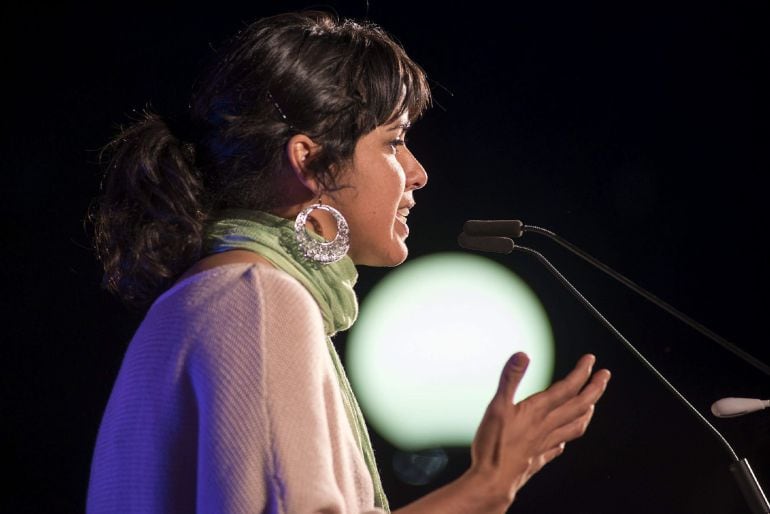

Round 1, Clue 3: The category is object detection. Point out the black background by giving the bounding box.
[4,1,769,512]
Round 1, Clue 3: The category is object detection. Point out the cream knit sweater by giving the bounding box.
[87,263,385,513]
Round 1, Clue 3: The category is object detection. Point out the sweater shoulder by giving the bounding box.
[155,263,316,313]
[145,263,324,358]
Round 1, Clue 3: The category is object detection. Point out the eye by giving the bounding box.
[389,138,406,152]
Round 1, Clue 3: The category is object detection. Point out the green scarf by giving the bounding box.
[204,209,389,512]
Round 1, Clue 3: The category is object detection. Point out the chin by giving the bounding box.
[351,242,408,267]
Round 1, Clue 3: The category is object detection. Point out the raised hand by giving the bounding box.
[468,352,611,509]
[393,353,611,514]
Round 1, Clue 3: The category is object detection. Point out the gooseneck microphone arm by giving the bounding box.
[457,230,770,514]
[457,232,739,460]
[463,220,770,377]
[521,244,741,457]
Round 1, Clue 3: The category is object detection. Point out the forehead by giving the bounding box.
[386,110,411,130]
[356,109,410,147]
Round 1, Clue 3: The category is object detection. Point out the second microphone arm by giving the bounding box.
[463,219,770,377]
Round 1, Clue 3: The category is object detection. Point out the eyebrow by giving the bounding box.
[388,122,411,131]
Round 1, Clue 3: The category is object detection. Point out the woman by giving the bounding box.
[88,11,611,513]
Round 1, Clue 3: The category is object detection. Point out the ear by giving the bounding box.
[285,134,322,195]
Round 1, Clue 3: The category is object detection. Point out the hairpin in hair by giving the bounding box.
[266,90,294,129]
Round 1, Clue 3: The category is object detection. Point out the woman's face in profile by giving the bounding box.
[327,110,428,267]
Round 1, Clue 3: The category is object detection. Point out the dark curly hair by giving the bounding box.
[91,11,431,307]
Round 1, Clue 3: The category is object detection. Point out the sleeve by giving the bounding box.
[188,265,385,514]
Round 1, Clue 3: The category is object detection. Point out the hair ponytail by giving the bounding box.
[92,110,206,307]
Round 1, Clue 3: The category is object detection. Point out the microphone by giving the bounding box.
[463,220,524,238]
[457,232,514,254]
[711,398,770,418]
[458,228,770,514]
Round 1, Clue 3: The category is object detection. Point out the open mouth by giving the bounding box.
[396,207,410,224]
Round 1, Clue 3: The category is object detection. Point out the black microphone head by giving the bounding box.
[457,232,515,254]
[463,219,524,238]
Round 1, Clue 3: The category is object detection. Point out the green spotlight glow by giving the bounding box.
[347,252,555,451]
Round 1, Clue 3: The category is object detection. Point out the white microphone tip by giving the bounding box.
[711,397,770,418]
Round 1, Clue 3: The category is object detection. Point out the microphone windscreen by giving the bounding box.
[464,220,524,238]
[457,233,515,254]
[710,397,770,417]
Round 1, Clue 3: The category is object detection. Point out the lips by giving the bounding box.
[396,202,414,225]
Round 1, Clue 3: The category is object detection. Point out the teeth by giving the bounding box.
[397,208,410,217]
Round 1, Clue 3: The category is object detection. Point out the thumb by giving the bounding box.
[497,352,530,403]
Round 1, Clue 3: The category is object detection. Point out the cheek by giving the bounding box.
[345,158,406,226]
[385,160,407,198]
[380,170,406,220]
[366,162,405,213]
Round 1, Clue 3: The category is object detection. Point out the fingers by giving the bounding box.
[496,352,530,403]
[546,368,611,430]
[473,352,530,468]
[540,442,566,466]
[533,354,596,411]
[545,404,596,449]
[528,442,567,478]
[471,401,505,466]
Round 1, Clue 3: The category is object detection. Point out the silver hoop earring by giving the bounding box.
[294,203,350,264]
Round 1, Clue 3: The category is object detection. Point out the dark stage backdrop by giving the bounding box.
[5,1,768,513]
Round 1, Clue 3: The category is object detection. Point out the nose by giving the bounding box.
[401,147,428,191]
